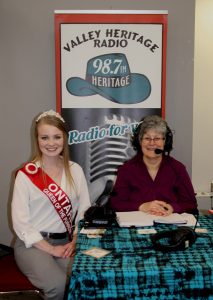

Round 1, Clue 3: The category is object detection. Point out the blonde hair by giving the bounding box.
[32,112,74,188]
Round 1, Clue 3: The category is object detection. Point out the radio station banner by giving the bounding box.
[55,10,168,202]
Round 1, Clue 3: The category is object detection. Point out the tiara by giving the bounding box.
[36,110,65,123]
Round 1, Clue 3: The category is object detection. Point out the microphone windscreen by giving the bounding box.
[155,148,164,154]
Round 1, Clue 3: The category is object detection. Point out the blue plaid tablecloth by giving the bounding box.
[67,215,213,300]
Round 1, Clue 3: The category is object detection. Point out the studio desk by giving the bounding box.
[67,215,213,300]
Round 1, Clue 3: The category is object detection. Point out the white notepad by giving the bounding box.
[116,211,154,227]
[116,211,197,227]
[154,213,187,224]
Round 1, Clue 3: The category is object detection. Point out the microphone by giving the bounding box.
[95,180,114,207]
[88,114,135,204]
[154,148,164,154]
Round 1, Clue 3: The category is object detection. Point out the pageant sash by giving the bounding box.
[20,162,73,240]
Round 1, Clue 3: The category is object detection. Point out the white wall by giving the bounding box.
[193,0,213,203]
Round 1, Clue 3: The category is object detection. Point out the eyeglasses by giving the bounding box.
[142,137,165,143]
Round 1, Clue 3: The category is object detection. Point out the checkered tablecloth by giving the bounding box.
[67,215,213,300]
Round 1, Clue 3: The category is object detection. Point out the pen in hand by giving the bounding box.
[162,203,174,215]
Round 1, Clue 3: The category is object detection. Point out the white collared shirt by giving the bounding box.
[12,161,91,248]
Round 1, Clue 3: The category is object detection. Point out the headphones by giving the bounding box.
[151,226,197,252]
[163,126,173,154]
[131,116,173,155]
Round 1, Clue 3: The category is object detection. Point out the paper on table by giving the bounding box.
[180,213,199,226]
[80,228,106,235]
[116,211,198,227]
[116,211,154,227]
[154,213,188,224]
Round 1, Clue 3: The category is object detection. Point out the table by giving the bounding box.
[67,215,213,300]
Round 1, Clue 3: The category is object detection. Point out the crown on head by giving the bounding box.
[36,109,65,123]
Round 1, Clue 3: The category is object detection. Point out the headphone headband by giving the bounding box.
[131,116,173,155]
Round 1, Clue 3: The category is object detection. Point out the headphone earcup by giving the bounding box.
[164,125,173,153]
[131,121,143,152]
[151,227,197,252]
[172,226,197,247]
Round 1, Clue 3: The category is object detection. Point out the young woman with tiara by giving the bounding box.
[12,110,90,300]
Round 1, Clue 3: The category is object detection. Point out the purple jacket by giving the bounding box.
[109,154,198,214]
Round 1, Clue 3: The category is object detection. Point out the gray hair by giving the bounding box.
[138,115,168,142]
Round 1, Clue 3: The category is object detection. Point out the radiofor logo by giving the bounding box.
[66,53,151,104]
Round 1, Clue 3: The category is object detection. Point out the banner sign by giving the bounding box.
[55,10,168,202]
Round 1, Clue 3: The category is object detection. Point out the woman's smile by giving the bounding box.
[37,124,64,158]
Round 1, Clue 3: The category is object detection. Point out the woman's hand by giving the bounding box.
[139,200,173,216]
[62,235,77,258]
[52,235,77,258]
[34,235,77,258]
[51,244,70,258]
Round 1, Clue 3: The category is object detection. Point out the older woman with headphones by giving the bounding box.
[109,115,198,216]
